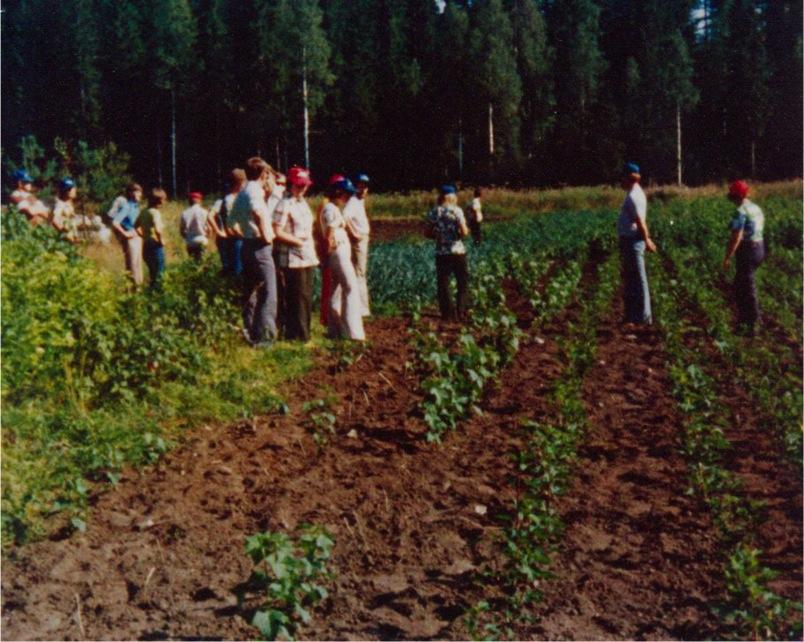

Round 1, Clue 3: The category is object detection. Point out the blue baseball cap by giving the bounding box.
[440,183,457,195]
[352,172,370,185]
[623,162,640,176]
[59,177,76,191]
[12,169,33,184]
[332,178,357,194]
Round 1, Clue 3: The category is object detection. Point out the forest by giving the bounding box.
[2,0,802,194]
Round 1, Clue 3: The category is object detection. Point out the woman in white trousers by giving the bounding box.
[321,178,365,341]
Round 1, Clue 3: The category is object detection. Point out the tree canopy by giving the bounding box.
[2,0,800,192]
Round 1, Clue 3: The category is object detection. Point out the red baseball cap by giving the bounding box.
[288,166,313,187]
[188,191,203,201]
[728,180,749,200]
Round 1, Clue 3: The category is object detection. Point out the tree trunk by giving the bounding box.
[302,46,310,171]
[750,139,756,177]
[157,130,163,187]
[171,88,178,199]
[676,102,683,186]
[458,116,464,180]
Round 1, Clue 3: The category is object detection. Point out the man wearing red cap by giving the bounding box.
[180,191,210,261]
[723,180,765,336]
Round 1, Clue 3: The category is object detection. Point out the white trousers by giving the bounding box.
[328,243,365,340]
[351,237,371,316]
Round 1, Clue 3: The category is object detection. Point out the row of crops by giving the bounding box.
[2,187,801,639]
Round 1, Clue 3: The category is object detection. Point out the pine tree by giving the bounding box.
[510,0,554,180]
[469,0,523,180]
[144,0,199,195]
[546,0,606,183]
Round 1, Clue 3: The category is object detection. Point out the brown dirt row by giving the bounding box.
[671,262,803,609]
[526,313,727,640]
[0,291,563,642]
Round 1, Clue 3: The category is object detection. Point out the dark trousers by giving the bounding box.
[241,239,278,343]
[436,254,469,321]
[285,267,315,341]
[274,253,289,338]
[217,237,243,276]
[735,241,765,327]
[187,244,205,262]
[143,240,165,290]
[469,217,482,245]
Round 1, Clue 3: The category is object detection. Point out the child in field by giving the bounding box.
[137,188,168,289]
[51,177,78,241]
[209,169,246,276]
[180,192,210,261]
[110,182,145,286]
[466,187,484,245]
[10,169,49,225]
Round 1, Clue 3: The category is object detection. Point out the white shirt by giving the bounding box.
[617,183,647,238]
[273,196,319,268]
[52,198,75,228]
[471,197,483,223]
[12,189,49,218]
[343,195,370,237]
[229,181,269,240]
[180,203,209,243]
[322,202,350,247]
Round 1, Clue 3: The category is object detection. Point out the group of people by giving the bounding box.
[616,162,766,336]
[10,169,111,243]
[8,159,766,341]
[105,158,374,345]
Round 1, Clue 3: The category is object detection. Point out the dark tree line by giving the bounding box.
[2,0,801,193]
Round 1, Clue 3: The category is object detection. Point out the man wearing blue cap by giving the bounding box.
[343,173,371,316]
[10,169,49,225]
[617,162,656,325]
[425,184,470,321]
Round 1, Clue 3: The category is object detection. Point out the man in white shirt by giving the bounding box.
[180,192,210,261]
[10,169,49,225]
[228,157,277,346]
[343,172,371,316]
[617,162,656,325]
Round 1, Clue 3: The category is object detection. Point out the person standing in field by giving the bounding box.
[425,184,470,321]
[617,162,656,325]
[10,169,49,225]
[722,180,765,337]
[50,177,78,241]
[343,172,371,317]
[466,187,484,246]
[110,182,145,287]
[209,169,246,276]
[137,187,168,290]
[180,192,210,261]
[228,157,278,347]
[315,174,345,327]
[322,178,365,340]
[272,166,319,341]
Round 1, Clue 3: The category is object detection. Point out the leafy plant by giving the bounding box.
[302,398,337,447]
[242,525,334,641]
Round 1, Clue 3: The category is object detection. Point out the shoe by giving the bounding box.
[241,328,255,345]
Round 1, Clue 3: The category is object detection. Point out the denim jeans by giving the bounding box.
[735,240,765,327]
[241,239,278,343]
[217,237,243,276]
[143,240,165,289]
[619,237,652,324]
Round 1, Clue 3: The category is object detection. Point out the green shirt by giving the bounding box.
[137,207,164,244]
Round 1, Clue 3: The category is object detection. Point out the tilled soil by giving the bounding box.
[528,319,727,640]
[2,269,799,640]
